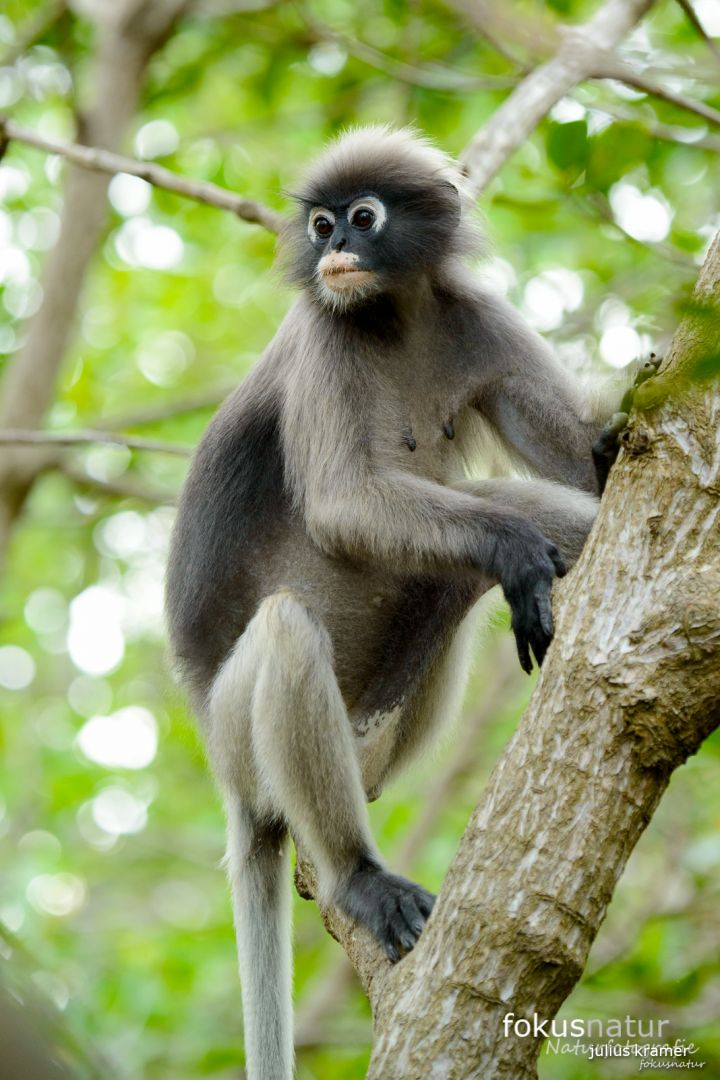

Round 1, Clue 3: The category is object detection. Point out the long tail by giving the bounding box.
[225,801,293,1080]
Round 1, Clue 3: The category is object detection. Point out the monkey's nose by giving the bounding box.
[334,236,346,251]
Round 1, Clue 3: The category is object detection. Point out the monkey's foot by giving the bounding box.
[337,858,436,963]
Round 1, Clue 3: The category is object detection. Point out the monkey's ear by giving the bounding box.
[438,180,462,226]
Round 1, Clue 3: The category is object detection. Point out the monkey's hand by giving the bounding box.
[592,354,662,495]
[494,523,567,675]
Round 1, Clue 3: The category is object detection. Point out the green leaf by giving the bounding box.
[547,120,588,174]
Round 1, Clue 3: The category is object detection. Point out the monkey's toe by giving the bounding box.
[337,861,436,963]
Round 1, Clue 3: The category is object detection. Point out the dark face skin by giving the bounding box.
[307,193,389,306]
[285,176,463,309]
[308,194,387,265]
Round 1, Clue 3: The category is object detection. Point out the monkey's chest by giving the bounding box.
[377,391,472,481]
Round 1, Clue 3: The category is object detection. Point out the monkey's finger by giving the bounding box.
[398,894,427,938]
[530,637,547,668]
[384,941,400,963]
[413,888,436,920]
[512,620,533,675]
[547,546,566,579]
[386,906,421,954]
[396,925,419,953]
[601,410,630,440]
[535,589,554,639]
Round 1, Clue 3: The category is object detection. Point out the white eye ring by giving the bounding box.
[308,207,335,241]
[348,195,387,232]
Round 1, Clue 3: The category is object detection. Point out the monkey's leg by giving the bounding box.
[453,477,598,567]
[210,591,435,969]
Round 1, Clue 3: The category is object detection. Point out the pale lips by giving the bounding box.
[317,251,375,292]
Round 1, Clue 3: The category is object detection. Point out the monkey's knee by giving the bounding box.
[253,589,333,670]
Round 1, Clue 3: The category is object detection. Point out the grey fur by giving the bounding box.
[165,126,625,1079]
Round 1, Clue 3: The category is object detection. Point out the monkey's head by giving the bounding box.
[280,126,480,312]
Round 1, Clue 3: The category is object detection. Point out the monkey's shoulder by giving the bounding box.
[429,271,535,365]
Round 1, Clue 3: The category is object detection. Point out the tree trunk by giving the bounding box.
[297,236,720,1078]
[0,0,190,570]
[365,237,720,1077]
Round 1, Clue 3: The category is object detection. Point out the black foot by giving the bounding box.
[337,857,436,962]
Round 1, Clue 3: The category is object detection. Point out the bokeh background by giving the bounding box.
[1,0,719,1076]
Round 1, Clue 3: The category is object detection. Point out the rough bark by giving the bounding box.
[0,0,191,570]
[298,237,720,1078]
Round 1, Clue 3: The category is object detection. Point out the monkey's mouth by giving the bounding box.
[317,252,375,292]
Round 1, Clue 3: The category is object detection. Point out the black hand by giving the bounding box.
[499,531,566,675]
[592,411,628,496]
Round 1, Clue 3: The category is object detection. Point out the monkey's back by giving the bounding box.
[165,367,289,704]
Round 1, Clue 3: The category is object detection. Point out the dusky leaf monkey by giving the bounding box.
[166,127,632,1080]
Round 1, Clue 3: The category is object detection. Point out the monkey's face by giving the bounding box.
[307,195,387,309]
[280,127,482,311]
[299,184,462,312]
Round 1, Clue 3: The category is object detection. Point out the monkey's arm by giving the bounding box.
[470,292,623,495]
[298,459,564,672]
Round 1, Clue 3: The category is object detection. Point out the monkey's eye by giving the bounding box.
[351,208,375,230]
[308,208,335,243]
[314,216,334,238]
[347,196,387,234]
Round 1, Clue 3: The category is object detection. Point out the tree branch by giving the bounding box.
[58,462,177,504]
[673,0,720,66]
[295,4,519,92]
[0,118,285,233]
[0,0,192,574]
[99,384,238,429]
[0,430,191,455]
[0,0,68,68]
[595,63,720,127]
[577,97,720,154]
[296,233,720,1077]
[460,0,657,194]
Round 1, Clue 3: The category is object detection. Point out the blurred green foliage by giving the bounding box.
[0,1,719,1077]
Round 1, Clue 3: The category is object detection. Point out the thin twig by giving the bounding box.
[577,96,720,153]
[296,3,518,92]
[0,117,285,234]
[100,384,236,430]
[673,0,720,65]
[58,462,177,503]
[0,429,191,455]
[579,191,696,270]
[597,64,720,127]
[1,0,68,68]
